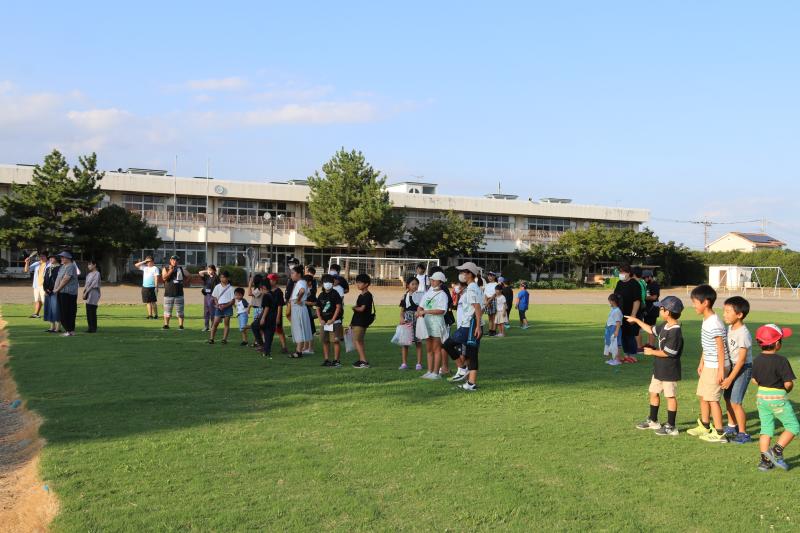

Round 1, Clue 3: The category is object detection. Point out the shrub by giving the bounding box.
[499,261,530,284]
[218,265,247,286]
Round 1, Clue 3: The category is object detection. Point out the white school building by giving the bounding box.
[0,164,649,279]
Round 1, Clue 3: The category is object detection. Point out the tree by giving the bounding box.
[401,211,486,262]
[557,224,618,282]
[0,150,104,251]
[305,149,405,250]
[514,242,565,281]
[74,205,162,282]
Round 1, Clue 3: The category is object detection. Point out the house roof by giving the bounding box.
[706,232,786,249]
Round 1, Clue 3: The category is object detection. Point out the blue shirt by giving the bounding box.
[517,290,529,310]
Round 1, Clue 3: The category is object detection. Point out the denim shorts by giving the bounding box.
[237,313,249,331]
[724,363,752,405]
[214,306,233,319]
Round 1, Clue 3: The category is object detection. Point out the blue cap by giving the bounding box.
[656,296,684,314]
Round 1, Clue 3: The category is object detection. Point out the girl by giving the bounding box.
[494,285,507,337]
[82,260,101,333]
[208,271,234,344]
[398,277,423,371]
[483,271,499,336]
[604,293,624,366]
[267,273,289,354]
[417,271,450,380]
[288,265,313,357]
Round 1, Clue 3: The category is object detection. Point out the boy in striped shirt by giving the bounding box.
[686,285,731,443]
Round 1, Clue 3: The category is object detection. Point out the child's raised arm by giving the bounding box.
[625,315,653,335]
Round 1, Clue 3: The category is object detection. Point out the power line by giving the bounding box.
[650,217,765,249]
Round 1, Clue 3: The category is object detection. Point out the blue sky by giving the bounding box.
[2,1,799,249]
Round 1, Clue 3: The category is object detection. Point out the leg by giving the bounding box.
[401,346,408,366]
[416,342,423,365]
[725,397,738,429]
[426,338,435,373]
[322,339,330,361]
[710,400,724,430]
[210,317,221,340]
[222,317,230,340]
[431,338,442,374]
[333,339,341,361]
[700,399,710,425]
[262,328,275,356]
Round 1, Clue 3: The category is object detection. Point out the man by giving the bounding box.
[134,256,160,319]
[161,255,186,330]
[642,270,661,347]
[23,250,48,318]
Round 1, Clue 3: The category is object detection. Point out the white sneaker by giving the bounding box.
[449,367,468,382]
[607,359,622,366]
[420,372,433,379]
[422,373,442,380]
[461,382,478,391]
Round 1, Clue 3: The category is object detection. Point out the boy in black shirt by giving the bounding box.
[626,296,684,436]
[752,324,798,471]
[316,274,343,367]
[350,273,374,368]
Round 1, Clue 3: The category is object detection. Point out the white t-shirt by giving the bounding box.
[334,285,345,299]
[212,283,234,305]
[483,282,498,300]
[727,324,753,365]
[421,288,448,312]
[457,282,482,328]
[495,294,507,313]
[30,261,44,288]
[607,307,623,327]
[235,299,248,317]
[140,265,159,288]
[415,273,428,293]
[291,279,308,304]
[701,314,730,369]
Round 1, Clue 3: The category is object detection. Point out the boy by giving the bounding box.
[233,287,249,346]
[305,265,318,337]
[499,277,514,329]
[444,262,483,391]
[722,296,754,443]
[328,263,349,294]
[686,285,731,443]
[350,273,374,368]
[516,282,530,330]
[267,273,289,354]
[626,296,684,436]
[415,263,429,295]
[752,324,798,471]
[316,274,343,367]
[259,280,278,359]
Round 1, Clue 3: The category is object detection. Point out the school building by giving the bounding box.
[0,164,650,279]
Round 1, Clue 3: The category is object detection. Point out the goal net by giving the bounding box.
[328,256,440,286]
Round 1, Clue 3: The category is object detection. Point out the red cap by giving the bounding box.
[755,324,793,346]
[267,273,279,281]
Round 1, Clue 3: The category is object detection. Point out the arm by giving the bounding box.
[715,336,726,384]
[259,305,271,325]
[54,270,72,292]
[722,348,747,389]
[614,320,621,338]
[134,260,146,268]
[786,381,794,393]
[332,303,341,323]
[23,257,31,273]
[631,300,641,318]
[625,315,653,334]
[472,302,483,339]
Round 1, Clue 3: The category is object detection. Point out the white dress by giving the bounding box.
[290,279,313,342]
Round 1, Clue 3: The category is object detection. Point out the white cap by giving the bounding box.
[430,271,447,282]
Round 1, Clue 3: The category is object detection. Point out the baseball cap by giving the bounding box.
[498,276,506,283]
[642,269,654,278]
[455,262,480,276]
[655,296,684,314]
[755,324,793,346]
[266,273,279,281]
[430,271,447,283]
[169,254,179,260]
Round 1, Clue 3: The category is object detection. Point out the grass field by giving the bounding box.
[4,302,800,532]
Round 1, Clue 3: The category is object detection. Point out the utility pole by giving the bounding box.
[173,155,178,255]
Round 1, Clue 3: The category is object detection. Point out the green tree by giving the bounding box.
[305,149,405,250]
[557,224,618,282]
[514,242,565,281]
[74,205,162,281]
[401,211,486,262]
[0,150,104,251]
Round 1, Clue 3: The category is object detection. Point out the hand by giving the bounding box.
[624,315,636,323]
[721,377,732,389]
[474,324,482,340]
[643,347,654,356]
[717,370,724,385]
[697,365,703,377]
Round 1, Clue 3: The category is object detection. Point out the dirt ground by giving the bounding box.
[0,316,59,532]
[2,282,800,312]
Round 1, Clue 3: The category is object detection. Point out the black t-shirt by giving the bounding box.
[501,285,514,306]
[306,278,318,302]
[270,287,285,308]
[260,292,278,329]
[652,323,683,381]
[202,273,219,293]
[646,281,661,313]
[752,354,796,390]
[163,266,185,297]
[316,289,343,321]
[614,279,641,317]
[351,291,374,327]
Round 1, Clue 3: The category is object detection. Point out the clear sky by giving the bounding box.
[2,1,799,249]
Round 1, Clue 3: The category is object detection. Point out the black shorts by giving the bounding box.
[644,308,658,326]
[519,309,527,320]
[141,287,157,303]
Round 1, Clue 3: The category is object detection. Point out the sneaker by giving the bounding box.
[331,360,342,368]
[758,456,775,472]
[415,363,423,371]
[700,428,727,443]
[240,341,248,346]
[207,339,215,344]
[202,327,210,332]
[636,419,661,430]
[302,350,315,355]
[521,325,530,330]
[179,325,184,330]
[655,424,679,436]
[687,419,711,437]
[352,360,370,368]
[29,314,40,318]
[723,426,738,440]
[422,372,442,380]
[607,359,622,366]
[398,363,409,370]
[449,367,469,382]
[770,448,790,470]
[221,339,228,345]
[461,381,478,391]
[496,333,505,338]
[162,325,169,330]
[321,360,332,367]
[733,433,752,444]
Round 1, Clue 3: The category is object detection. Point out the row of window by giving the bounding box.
[123,195,294,218]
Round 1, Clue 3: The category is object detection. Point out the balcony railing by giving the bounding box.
[482,227,564,243]
[135,210,310,232]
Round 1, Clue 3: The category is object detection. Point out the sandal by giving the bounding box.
[221,339,228,345]
[207,339,215,344]
[290,351,303,358]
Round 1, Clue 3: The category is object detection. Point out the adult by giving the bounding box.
[328,263,349,294]
[135,256,159,319]
[483,271,499,336]
[23,251,48,318]
[443,261,484,391]
[83,260,101,333]
[52,251,79,337]
[161,255,186,330]
[42,253,61,333]
[613,264,642,360]
[198,264,219,332]
[642,269,661,347]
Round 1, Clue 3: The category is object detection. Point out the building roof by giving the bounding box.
[707,232,786,249]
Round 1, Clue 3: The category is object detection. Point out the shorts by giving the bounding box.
[649,375,678,398]
[141,287,157,303]
[519,308,527,321]
[321,322,344,344]
[723,363,752,405]
[644,307,659,326]
[215,306,233,319]
[484,299,497,315]
[757,389,800,437]
[33,286,46,303]
[351,325,366,343]
[443,323,480,371]
[696,366,728,402]
[163,296,184,318]
[237,313,249,331]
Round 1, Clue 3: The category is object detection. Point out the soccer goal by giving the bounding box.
[328,256,440,286]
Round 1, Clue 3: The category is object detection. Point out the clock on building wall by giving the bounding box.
[214,185,225,195]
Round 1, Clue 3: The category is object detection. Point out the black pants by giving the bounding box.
[261,326,276,356]
[86,304,98,332]
[58,293,78,332]
[250,308,263,344]
[307,305,316,334]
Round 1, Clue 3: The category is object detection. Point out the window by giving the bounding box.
[599,221,634,230]
[528,217,571,233]
[168,196,207,215]
[217,200,293,219]
[123,194,168,213]
[404,210,443,228]
[216,245,248,267]
[464,213,514,230]
[453,253,512,274]
[129,242,207,269]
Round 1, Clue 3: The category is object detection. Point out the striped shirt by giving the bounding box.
[701,314,730,368]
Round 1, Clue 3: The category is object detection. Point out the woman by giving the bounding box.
[83,260,101,333]
[42,253,61,333]
[483,271,499,336]
[613,264,642,362]
[288,264,312,357]
[53,251,79,337]
[417,271,450,380]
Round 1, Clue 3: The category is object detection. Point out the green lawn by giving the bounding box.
[4,302,800,532]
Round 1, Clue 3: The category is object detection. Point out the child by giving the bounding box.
[350,273,374,368]
[499,277,514,329]
[443,262,484,391]
[248,276,266,348]
[493,285,508,337]
[302,273,317,354]
[316,274,343,367]
[267,273,289,354]
[418,271,450,379]
[399,277,424,371]
[604,294,624,366]
[516,282,530,330]
[686,285,731,443]
[415,263,429,295]
[752,324,798,471]
[722,296,754,443]
[627,296,684,436]
[234,287,250,346]
[288,265,313,358]
[259,281,277,359]
[483,272,499,336]
[208,271,234,344]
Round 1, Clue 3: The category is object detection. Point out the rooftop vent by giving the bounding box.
[287,179,308,186]
[485,193,519,200]
[123,168,169,176]
[540,198,573,204]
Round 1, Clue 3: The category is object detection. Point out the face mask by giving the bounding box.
[323,282,333,291]
[458,273,467,283]
[454,286,462,294]
[329,270,337,276]
[619,274,628,281]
